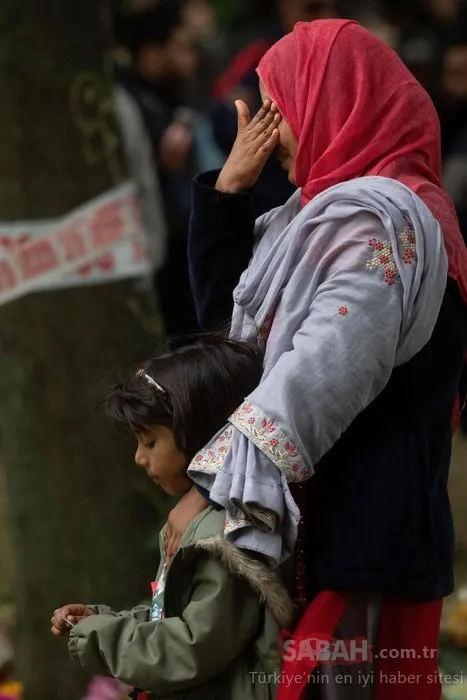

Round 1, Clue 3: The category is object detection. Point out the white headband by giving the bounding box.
[136,369,166,394]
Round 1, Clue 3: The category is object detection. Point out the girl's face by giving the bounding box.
[259,81,298,184]
[135,425,192,497]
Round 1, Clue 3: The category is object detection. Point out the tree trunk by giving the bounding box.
[0,1,167,698]
[0,458,12,604]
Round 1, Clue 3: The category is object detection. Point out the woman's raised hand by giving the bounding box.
[164,486,209,562]
[216,99,281,194]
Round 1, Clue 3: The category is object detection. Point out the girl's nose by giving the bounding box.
[135,446,147,468]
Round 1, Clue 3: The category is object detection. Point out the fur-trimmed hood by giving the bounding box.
[176,507,296,631]
[195,536,296,630]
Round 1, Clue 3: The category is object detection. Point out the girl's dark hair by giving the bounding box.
[102,335,263,461]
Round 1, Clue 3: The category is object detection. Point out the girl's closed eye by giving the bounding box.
[145,440,156,449]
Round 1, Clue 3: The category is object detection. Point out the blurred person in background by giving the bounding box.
[278,0,337,30]
[181,0,226,108]
[354,5,400,49]
[182,0,216,37]
[440,26,467,161]
[81,677,129,700]
[430,0,467,443]
[210,0,337,217]
[361,1,440,95]
[427,0,465,47]
[439,18,467,441]
[0,612,20,700]
[441,26,467,423]
[114,0,223,339]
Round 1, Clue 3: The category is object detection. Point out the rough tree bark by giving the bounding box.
[0,1,167,698]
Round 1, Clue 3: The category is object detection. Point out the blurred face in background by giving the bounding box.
[277,0,337,32]
[443,44,467,101]
[182,0,217,39]
[137,25,199,83]
[429,0,459,22]
[166,25,199,81]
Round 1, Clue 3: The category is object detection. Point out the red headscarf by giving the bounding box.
[257,20,467,303]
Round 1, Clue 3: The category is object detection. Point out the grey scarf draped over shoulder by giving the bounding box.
[188,177,448,563]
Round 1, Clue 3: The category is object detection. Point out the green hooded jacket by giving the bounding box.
[68,507,295,699]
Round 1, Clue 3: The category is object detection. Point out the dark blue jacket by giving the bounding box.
[189,171,467,600]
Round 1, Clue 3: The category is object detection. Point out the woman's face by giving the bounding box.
[260,81,298,184]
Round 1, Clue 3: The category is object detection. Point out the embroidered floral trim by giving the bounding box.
[338,306,349,316]
[190,427,233,474]
[229,401,309,483]
[366,223,416,286]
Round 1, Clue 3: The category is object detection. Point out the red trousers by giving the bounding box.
[278,591,442,700]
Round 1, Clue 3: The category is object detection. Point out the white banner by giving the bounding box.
[0,182,153,306]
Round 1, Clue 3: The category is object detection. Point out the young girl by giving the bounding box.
[50,336,294,700]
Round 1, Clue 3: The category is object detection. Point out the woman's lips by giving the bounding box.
[276,148,291,168]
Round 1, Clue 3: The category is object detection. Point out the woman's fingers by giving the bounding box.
[249,99,272,127]
[260,128,280,155]
[252,118,281,164]
[164,522,177,562]
[264,111,282,139]
[215,98,281,193]
[166,530,181,562]
[235,99,251,130]
[255,110,281,138]
[250,102,280,138]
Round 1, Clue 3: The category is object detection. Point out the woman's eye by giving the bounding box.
[145,440,156,450]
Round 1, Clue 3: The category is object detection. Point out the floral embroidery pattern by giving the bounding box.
[366,222,416,286]
[229,401,309,483]
[366,238,398,285]
[338,306,349,316]
[399,226,416,265]
[190,427,233,474]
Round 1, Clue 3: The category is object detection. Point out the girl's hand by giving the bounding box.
[51,604,96,637]
[164,486,209,562]
[215,99,281,194]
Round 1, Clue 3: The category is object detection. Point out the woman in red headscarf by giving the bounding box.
[167,20,467,700]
